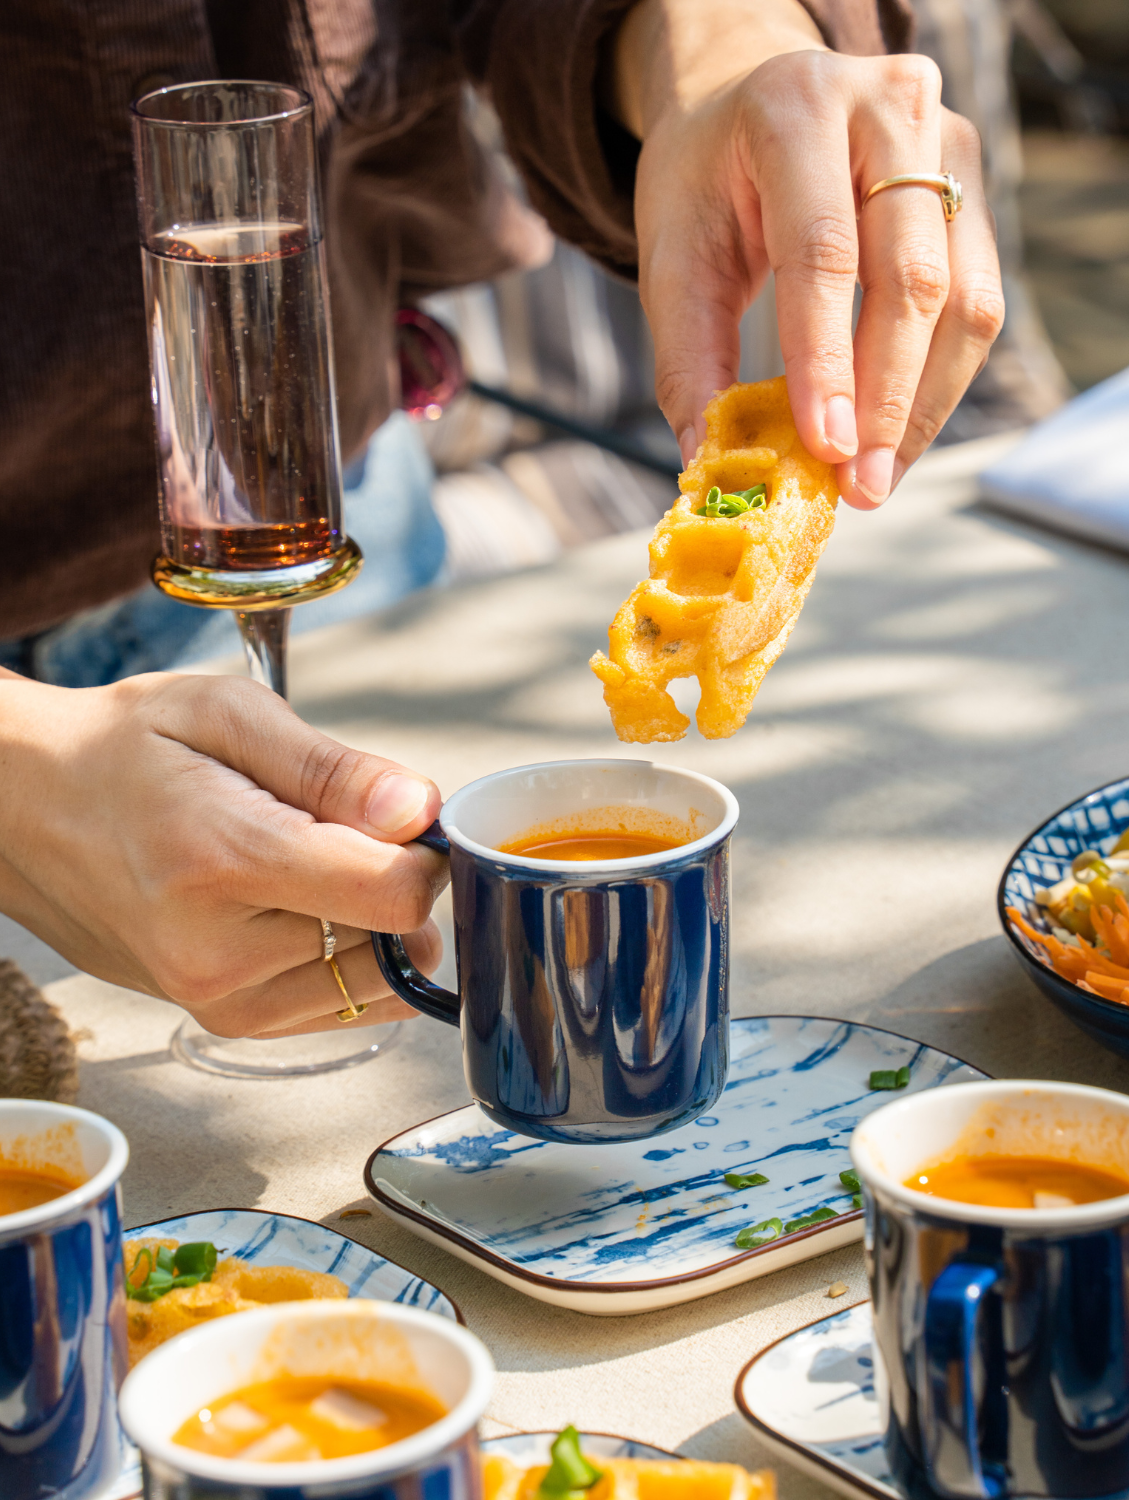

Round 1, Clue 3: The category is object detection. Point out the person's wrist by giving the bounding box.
[608,0,827,140]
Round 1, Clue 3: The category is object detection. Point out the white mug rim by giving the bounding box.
[0,1100,129,1242]
[117,1299,494,1488]
[439,758,739,873]
[850,1078,1129,1230]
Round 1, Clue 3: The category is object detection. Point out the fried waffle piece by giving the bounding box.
[124,1238,347,1367]
[483,1453,775,1500]
[590,377,839,740]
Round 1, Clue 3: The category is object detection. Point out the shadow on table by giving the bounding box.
[319,1193,868,1372]
[867,934,1129,1089]
[681,1410,781,1470]
[76,1052,270,1223]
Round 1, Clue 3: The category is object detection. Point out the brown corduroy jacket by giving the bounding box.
[0,0,911,639]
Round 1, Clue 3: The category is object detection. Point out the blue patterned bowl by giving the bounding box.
[998,775,1129,1058]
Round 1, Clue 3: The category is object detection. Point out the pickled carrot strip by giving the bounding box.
[1005,907,1129,987]
[1084,972,1129,1005]
[1087,906,1129,973]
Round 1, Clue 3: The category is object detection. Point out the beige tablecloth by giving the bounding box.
[43,430,1129,1495]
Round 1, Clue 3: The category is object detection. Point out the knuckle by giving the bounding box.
[404,922,443,978]
[904,399,949,452]
[189,1007,252,1040]
[151,956,232,1010]
[300,741,363,821]
[785,218,859,284]
[654,364,689,418]
[871,390,916,431]
[378,861,435,933]
[765,47,836,101]
[951,279,1006,345]
[887,253,950,318]
[885,53,943,115]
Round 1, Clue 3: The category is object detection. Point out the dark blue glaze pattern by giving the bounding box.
[0,1187,126,1500]
[870,1187,1129,1500]
[452,840,730,1141]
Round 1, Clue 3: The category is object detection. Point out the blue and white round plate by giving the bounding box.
[105,1207,460,1499]
[999,774,1129,1059]
[366,1016,986,1315]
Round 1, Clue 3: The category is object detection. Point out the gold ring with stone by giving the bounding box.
[321,918,337,962]
[862,171,963,223]
[328,954,368,1022]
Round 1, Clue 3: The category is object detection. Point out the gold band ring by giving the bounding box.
[862,171,963,224]
[328,954,368,1022]
[320,920,367,1022]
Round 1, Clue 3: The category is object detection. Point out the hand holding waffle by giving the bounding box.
[610,2,1004,505]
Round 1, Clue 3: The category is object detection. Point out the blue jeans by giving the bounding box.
[0,414,445,687]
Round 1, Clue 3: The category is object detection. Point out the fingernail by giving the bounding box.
[366,774,430,835]
[824,396,858,457]
[854,447,895,505]
[678,427,698,467]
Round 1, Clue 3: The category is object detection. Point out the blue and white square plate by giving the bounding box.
[365,1016,986,1316]
[106,1207,460,1499]
[735,1302,894,1500]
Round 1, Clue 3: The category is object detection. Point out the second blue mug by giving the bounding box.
[853,1080,1129,1500]
[373,758,738,1144]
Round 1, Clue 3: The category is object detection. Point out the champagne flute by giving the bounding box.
[131,81,388,1077]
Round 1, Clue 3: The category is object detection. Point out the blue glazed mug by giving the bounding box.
[0,1099,130,1500]
[118,1299,494,1499]
[373,758,738,1144]
[852,1080,1129,1500]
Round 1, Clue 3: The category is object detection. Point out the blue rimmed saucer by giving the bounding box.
[105,1207,460,1499]
[735,1301,894,1500]
[365,1016,986,1316]
[999,774,1129,1059]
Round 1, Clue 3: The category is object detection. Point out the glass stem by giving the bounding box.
[237,608,291,700]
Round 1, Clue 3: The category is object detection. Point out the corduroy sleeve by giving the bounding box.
[450,0,914,279]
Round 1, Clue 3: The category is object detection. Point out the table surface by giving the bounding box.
[43,430,1129,1498]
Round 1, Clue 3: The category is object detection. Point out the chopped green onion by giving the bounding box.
[538,1426,604,1499]
[126,1240,219,1302]
[695,482,769,518]
[128,1246,153,1282]
[735,1217,784,1249]
[725,1171,769,1190]
[173,1242,217,1279]
[129,1267,175,1301]
[852,1194,863,1210]
[784,1206,839,1235]
[839,1169,860,1192]
[869,1066,911,1091]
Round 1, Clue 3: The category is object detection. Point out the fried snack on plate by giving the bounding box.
[124,1237,347,1367]
[590,377,838,741]
[483,1431,774,1500]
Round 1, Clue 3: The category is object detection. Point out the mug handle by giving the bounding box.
[922,1261,1003,1500]
[370,821,461,1027]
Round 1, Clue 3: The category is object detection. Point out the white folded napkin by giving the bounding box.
[979,364,1129,550]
